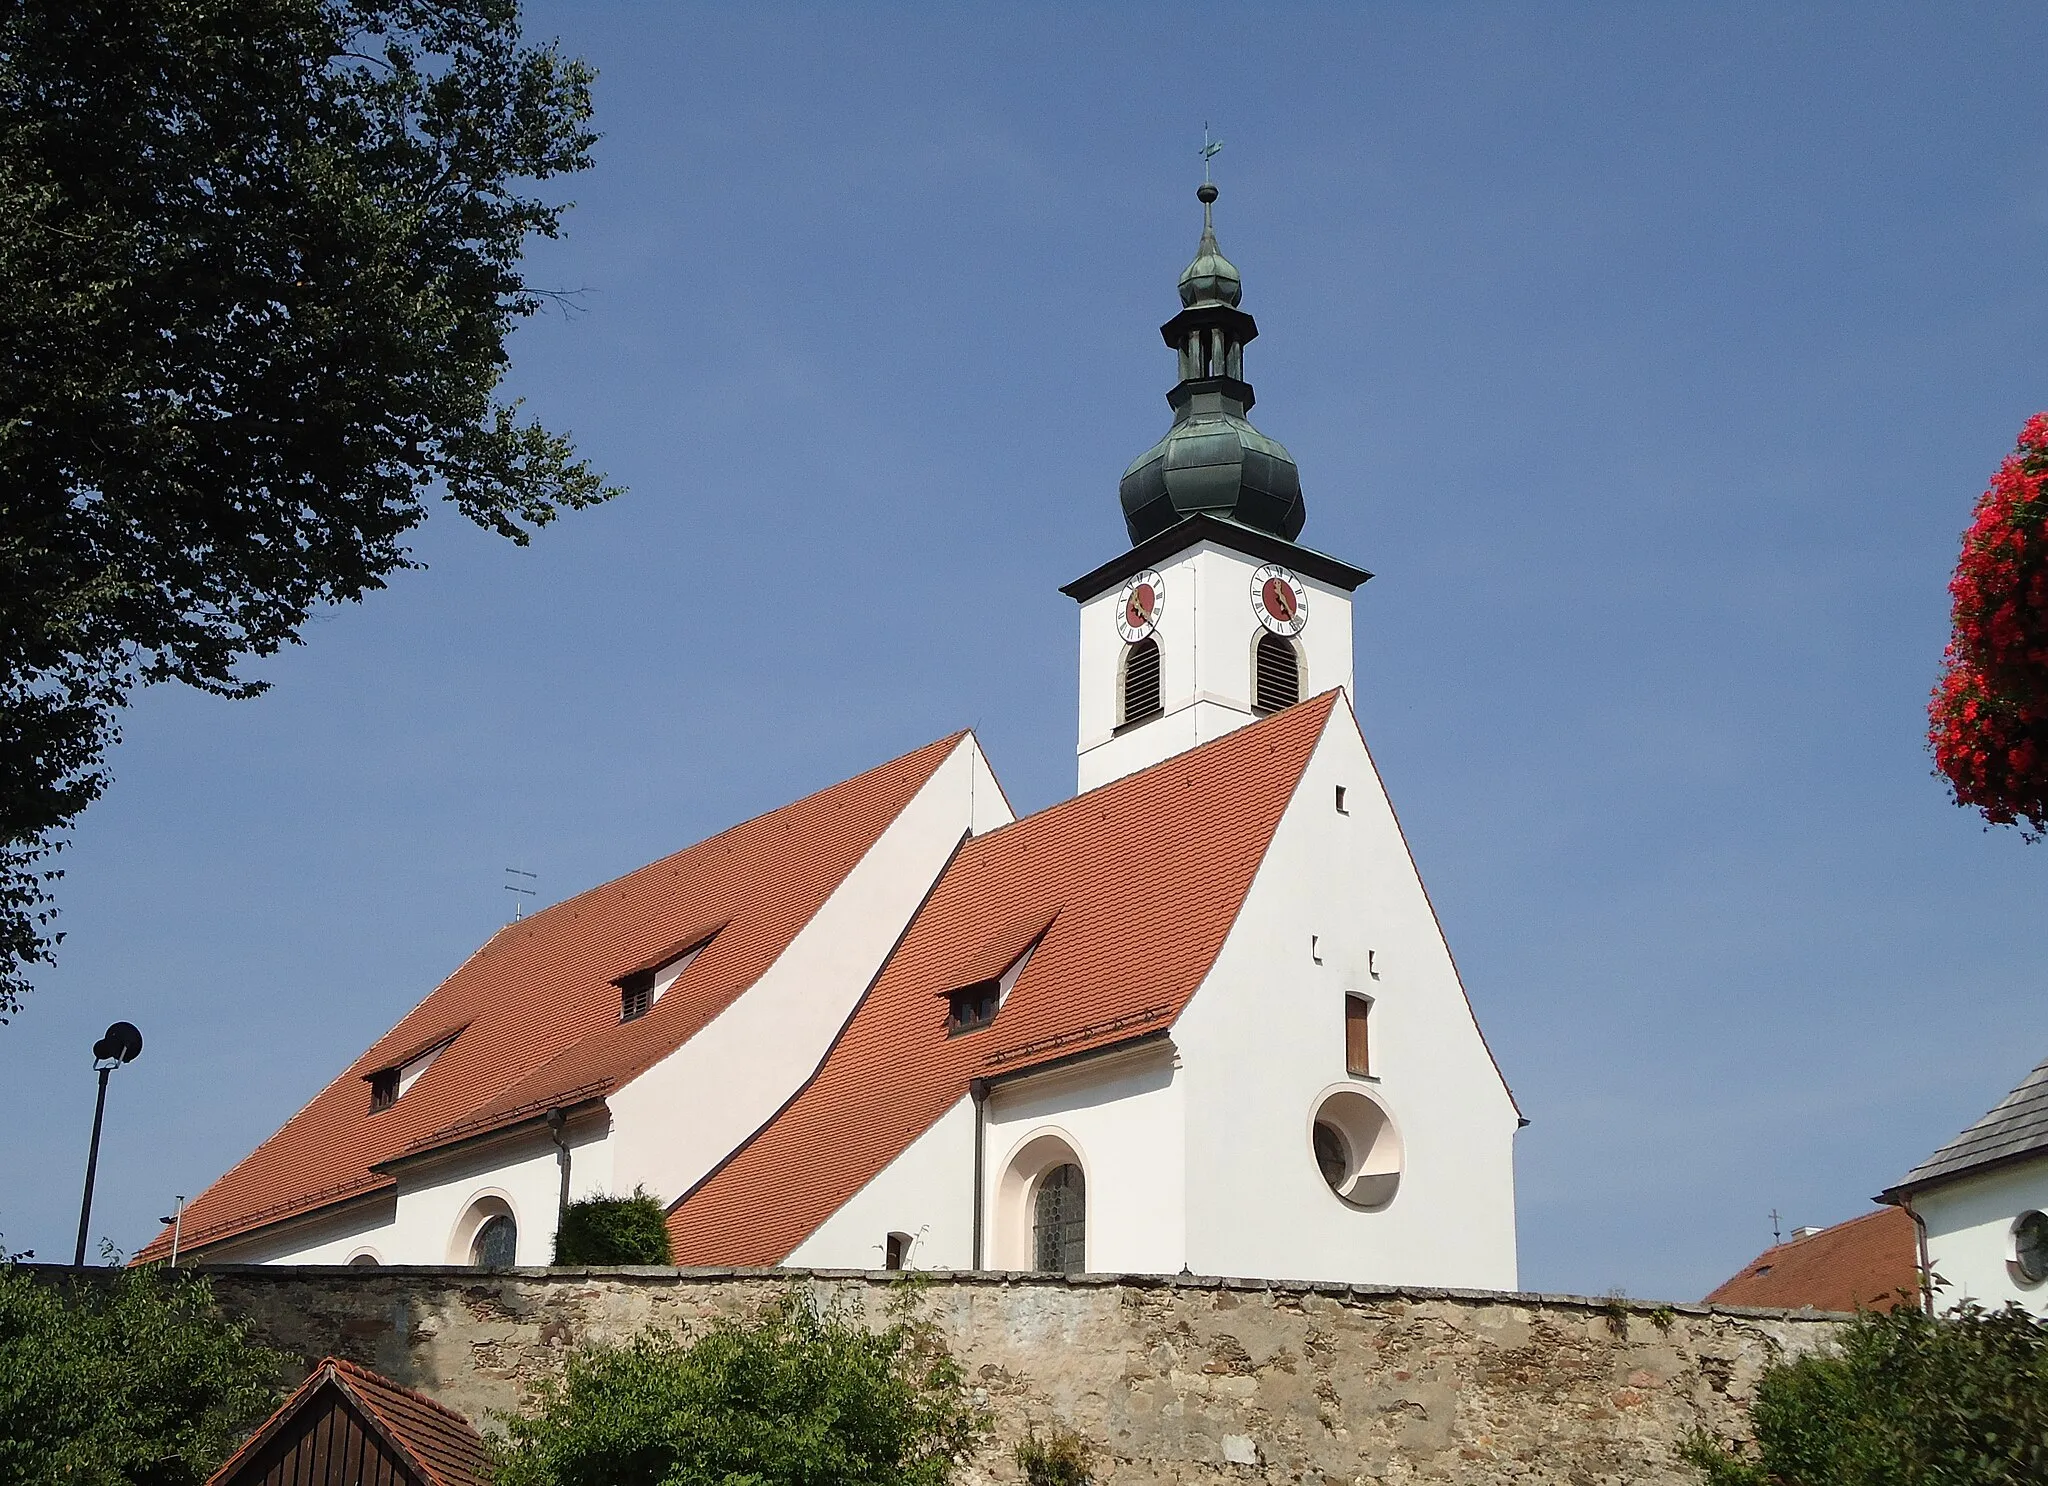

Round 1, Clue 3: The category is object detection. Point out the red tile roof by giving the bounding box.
[207,1356,488,1486]
[142,733,969,1262]
[1705,1205,1921,1313]
[668,693,1339,1264]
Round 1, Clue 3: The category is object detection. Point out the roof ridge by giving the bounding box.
[328,1356,482,1431]
[493,729,974,934]
[967,691,1340,850]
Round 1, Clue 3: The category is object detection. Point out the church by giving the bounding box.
[139,186,1524,1288]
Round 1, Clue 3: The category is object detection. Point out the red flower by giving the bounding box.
[1931,413,2048,835]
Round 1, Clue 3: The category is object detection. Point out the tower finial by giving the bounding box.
[1200,122,1224,185]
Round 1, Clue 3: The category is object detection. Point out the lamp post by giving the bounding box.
[74,1021,142,1267]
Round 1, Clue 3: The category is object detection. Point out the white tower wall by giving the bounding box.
[1076,538,1354,792]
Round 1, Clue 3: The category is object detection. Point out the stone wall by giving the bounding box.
[200,1266,1840,1485]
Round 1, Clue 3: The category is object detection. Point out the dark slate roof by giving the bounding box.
[1888,1055,2048,1195]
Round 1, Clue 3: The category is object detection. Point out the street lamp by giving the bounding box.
[74,1021,142,1266]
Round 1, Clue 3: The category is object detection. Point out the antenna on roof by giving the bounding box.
[1769,1208,1782,1245]
[504,866,537,921]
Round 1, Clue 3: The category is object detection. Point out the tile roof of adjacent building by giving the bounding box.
[140,732,971,1263]
[1704,1206,1921,1314]
[668,692,1341,1265]
[207,1356,488,1486]
[1885,1054,2048,1197]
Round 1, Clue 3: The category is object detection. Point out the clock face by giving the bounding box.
[1117,570,1164,642]
[1252,565,1308,636]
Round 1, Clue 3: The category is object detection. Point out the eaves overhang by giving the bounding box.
[372,1085,612,1176]
[1061,513,1371,603]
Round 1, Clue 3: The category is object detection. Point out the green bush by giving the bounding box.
[1685,1299,2048,1485]
[552,1188,672,1265]
[1015,1424,1092,1486]
[490,1290,990,1486]
[0,1264,284,1486]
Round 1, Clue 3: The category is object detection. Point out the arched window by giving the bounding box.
[1119,638,1161,727]
[346,1251,381,1268]
[1032,1163,1086,1272]
[1255,631,1299,712]
[470,1213,517,1268]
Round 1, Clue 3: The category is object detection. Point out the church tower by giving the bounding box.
[1063,184,1372,791]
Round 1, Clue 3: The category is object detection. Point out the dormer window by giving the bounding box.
[364,1027,462,1114]
[614,930,720,1024]
[947,981,1000,1035]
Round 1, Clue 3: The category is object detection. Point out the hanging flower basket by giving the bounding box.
[1930,413,2048,834]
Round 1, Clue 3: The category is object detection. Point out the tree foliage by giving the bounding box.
[1930,412,2048,836]
[553,1187,673,1266]
[490,1290,991,1486]
[0,0,618,1016]
[0,1263,285,1486]
[1685,1299,2048,1485]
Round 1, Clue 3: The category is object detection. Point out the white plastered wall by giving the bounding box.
[787,1042,1186,1274]
[606,736,1011,1208]
[1918,1158,2048,1316]
[786,1097,978,1271]
[982,1043,1185,1273]
[219,1115,614,1266]
[1172,697,1520,1288]
[1077,540,1354,791]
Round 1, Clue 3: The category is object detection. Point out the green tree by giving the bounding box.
[1685,1300,2048,1485]
[0,1264,285,1486]
[491,1290,991,1486]
[0,0,618,1017]
[553,1188,674,1266]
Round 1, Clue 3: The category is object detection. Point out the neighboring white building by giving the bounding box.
[1882,1055,2048,1316]
[142,186,1523,1288]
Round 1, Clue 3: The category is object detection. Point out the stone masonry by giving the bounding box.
[197,1267,1840,1486]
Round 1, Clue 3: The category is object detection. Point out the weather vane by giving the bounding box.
[1200,123,1224,184]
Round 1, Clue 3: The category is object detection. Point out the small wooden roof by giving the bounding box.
[207,1357,487,1486]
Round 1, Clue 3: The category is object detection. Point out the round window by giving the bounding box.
[1309,1088,1403,1209]
[1312,1121,1350,1190]
[2014,1210,2048,1284]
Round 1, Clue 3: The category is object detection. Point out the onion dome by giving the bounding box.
[1119,184,1305,545]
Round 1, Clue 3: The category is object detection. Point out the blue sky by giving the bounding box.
[5,4,2047,1300]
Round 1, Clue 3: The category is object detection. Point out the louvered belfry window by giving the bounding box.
[1120,638,1162,726]
[1033,1163,1086,1272]
[1255,632,1299,712]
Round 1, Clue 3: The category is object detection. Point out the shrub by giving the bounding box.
[490,1289,990,1486]
[1015,1424,1092,1486]
[553,1188,672,1265]
[0,1264,284,1486]
[1684,1299,2048,1485]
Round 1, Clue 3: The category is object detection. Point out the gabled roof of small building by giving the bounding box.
[1704,1206,1920,1314]
[207,1356,487,1486]
[1885,1053,2048,1197]
[668,692,1340,1264]
[140,732,972,1262]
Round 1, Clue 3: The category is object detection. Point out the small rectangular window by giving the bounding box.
[1334,785,1348,813]
[368,1068,400,1112]
[620,971,654,1023]
[884,1232,909,1270]
[947,981,1000,1035]
[1345,994,1372,1078]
